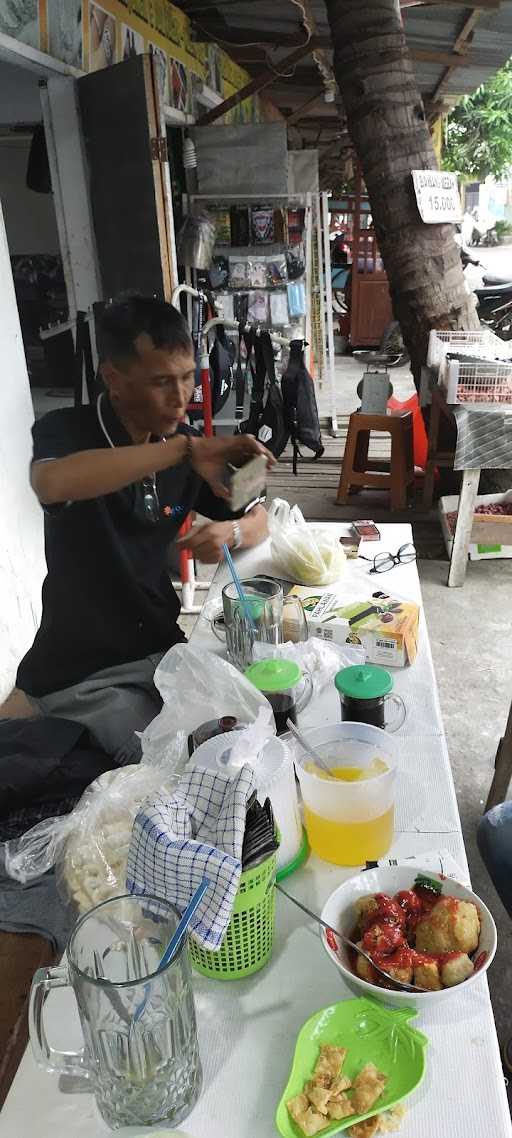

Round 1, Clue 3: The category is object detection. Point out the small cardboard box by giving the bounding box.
[288,584,420,667]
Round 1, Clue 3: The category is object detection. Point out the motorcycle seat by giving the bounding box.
[475,281,512,299]
[482,274,512,287]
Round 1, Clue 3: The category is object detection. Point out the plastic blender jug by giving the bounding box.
[294,723,396,866]
[244,658,304,735]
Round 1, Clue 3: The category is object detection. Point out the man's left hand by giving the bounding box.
[176,521,234,564]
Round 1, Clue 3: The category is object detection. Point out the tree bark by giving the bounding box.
[324,0,479,388]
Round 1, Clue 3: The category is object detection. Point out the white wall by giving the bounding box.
[0,202,45,698]
[0,137,60,254]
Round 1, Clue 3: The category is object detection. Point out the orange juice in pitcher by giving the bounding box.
[295,726,396,867]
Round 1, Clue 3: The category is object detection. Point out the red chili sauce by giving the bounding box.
[346,885,474,987]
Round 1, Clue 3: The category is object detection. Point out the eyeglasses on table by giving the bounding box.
[359,542,417,574]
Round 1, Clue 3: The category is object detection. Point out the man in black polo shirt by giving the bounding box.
[0,295,270,762]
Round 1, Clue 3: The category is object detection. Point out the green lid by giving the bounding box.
[245,658,302,693]
[335,664,393,701]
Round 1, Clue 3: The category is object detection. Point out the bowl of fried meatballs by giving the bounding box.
[321,866,497,1007]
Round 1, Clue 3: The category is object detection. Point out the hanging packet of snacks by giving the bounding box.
[251,204,274,243]
[267,254,288,286]
[249,257,270,288]
[229,256,251,288]
[270,291,289,326]
[247,291,269,324]
[208,254,229,290]
[211,208,231,244]
[234,292,249,322]
[230,205,250,245]
[273,208,287,243]
[286,245,306,280]
[216,292,235,323]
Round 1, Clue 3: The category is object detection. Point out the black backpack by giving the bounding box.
[281,339,324,474]
[237,331,289,458]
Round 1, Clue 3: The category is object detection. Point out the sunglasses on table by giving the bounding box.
[360,542,417,574]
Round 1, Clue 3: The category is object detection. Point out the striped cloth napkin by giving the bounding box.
[126,763,255,950]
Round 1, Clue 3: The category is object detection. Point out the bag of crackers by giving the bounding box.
[4,736,184,915]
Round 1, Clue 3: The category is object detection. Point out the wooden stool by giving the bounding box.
[336,411,415,511]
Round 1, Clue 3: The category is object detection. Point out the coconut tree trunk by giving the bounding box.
[324,0,479,388]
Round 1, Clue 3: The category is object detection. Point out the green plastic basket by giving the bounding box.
[189,850,277,980]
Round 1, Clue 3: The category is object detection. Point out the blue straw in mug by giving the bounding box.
[222,543,256,632]
[130,880,211,1033]
[158,878,211,972]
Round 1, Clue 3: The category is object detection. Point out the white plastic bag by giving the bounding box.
[268,499,346,585]
[140,641,273,767]
[4,734,185,914]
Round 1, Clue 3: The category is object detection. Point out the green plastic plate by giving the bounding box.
[276,997,428,1138]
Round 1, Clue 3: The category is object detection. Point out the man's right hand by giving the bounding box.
[189,434,275,500]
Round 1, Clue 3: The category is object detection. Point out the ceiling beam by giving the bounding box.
[194,41,315,126]
[430,7,483,107]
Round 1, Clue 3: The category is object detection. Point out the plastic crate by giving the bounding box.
[441,357,512,405]
[427,328,512,371]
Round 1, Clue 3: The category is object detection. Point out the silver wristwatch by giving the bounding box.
[232,521,243,550]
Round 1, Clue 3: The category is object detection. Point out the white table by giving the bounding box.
[1,524,510,1138]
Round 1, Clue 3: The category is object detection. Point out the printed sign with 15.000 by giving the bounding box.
[412,169,462,224]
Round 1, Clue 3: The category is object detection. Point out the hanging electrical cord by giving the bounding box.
[290,0,338,102]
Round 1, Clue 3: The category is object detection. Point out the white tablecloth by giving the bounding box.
[1,524,510,1138]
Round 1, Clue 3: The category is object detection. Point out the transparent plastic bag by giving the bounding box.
[4,734,185,914]
[252,636,364,695]
[141,642,272,768]
[268,499,347,585]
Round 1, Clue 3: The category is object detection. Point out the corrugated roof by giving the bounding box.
[174,0,512,181]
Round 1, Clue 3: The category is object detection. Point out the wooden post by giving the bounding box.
[485,699,512,811]
[447,467,480,587]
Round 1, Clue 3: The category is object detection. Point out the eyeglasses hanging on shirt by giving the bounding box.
[97,393,164,527]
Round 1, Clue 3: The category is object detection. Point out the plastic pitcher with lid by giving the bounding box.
[293,723,396,866]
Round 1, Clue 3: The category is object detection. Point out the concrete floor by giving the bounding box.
[419,559,512,1060]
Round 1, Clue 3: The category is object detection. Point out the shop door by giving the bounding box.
[350,227,393,347]
[77,53,176,301]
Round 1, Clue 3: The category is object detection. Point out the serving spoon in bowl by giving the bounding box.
[277,884,428,994]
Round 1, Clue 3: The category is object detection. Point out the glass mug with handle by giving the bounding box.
[211,575,283,670]
[29,895,202,1130]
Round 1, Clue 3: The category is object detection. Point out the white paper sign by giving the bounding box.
[412,169,462,223]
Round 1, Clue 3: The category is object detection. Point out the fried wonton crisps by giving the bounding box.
[287,1047,389,1137]
[330,1074,352,1095]
[349,1117,381,1138]
[287,1094,327,1136]
[352,1063,388,1114]
[327,1093,356,1121]
[314,1044,347,1080]
[304,1081,333,1115]
[378,1105,407,1132]
[302,1109,330,1135]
